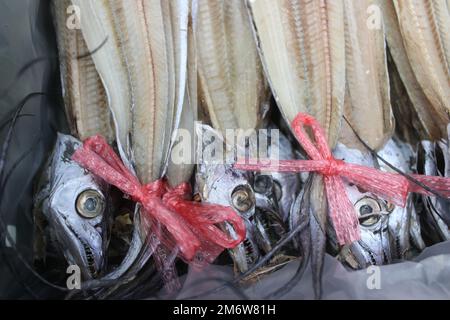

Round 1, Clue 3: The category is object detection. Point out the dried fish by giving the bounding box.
[195,0,268,134]
[71,0,133,169]
[52,0,114,142]
[247,0,346,147]
[393,0,450,122]
[381,0,447,140]
[342,0,393,150]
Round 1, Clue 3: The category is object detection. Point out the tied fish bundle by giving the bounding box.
[8,0,450,300]
[71,0,187,182]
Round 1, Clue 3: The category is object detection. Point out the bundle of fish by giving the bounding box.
[31,0,450,299]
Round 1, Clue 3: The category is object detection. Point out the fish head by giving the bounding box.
[252,174,287,254]
[334,140,423,269]
[345,187,391,268]
[252,123,301,221]
[196,163,260,272]
[36,134,110,279]
[196,164,256,219]
[417,138,450,242]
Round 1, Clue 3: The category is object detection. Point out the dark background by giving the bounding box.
[0,0,67,298]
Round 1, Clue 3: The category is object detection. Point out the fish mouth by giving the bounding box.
[65,223,100,278]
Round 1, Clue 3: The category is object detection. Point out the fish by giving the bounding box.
[195,0,268,134]
[195,160,259,273]
[392,0,450,123]
[342,0,393,150]
[51,0,114,143]
[333,140,425,269]
[71,0,133,169]
[251,122,302,222]
[196,163,291,275]
[417,128,450,243]
[71,1,190,293]
[380,0,447,140]
[247,0,346,147]
[308,175,328,299]
[167,2,196,187]
[33,134,111,280]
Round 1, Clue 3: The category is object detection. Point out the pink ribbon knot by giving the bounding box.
[72,135,246,264]
[234,113,450,245]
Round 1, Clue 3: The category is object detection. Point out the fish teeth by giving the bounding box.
[195,0,268,134]
[52,0,114,143]
[342,0,393,150]
[247,0,346,147]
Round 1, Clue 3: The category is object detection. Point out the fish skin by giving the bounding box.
[342,0,393,150]
[309,175,327,299]
[71,0,133,169]
[417,133,450,243]
[195,0,267,134]
[52,0,114,143]
[167,1,196,187]
[393,0,450,120]
[247,0,346,147]
[380,0,447,140]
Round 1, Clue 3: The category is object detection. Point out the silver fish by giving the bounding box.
[196,122,294,273]
[34,134,111,279]
[334,140,425,269]
[251,123,301,222]
[417,127,450,242]
[195,161,259,273]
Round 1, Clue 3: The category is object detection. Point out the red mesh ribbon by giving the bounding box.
[72,135,246,263]
[234,113,450,245]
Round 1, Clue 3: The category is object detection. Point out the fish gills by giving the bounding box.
[381,0,447,140]
[52,0,114,142]
[247,0,346,147]
[343,0,393,150]
[196,0,267,134]
[393,0,450,119]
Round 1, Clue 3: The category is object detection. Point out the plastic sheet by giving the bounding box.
[177,241,450,299]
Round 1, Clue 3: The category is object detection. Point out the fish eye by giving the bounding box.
[355,197,382,226]
[231,185,255,213]
[76,189,105,218]
[253,174,273,195]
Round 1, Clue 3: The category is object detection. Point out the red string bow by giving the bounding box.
[234,113,450,245]
[72,135,246,264]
